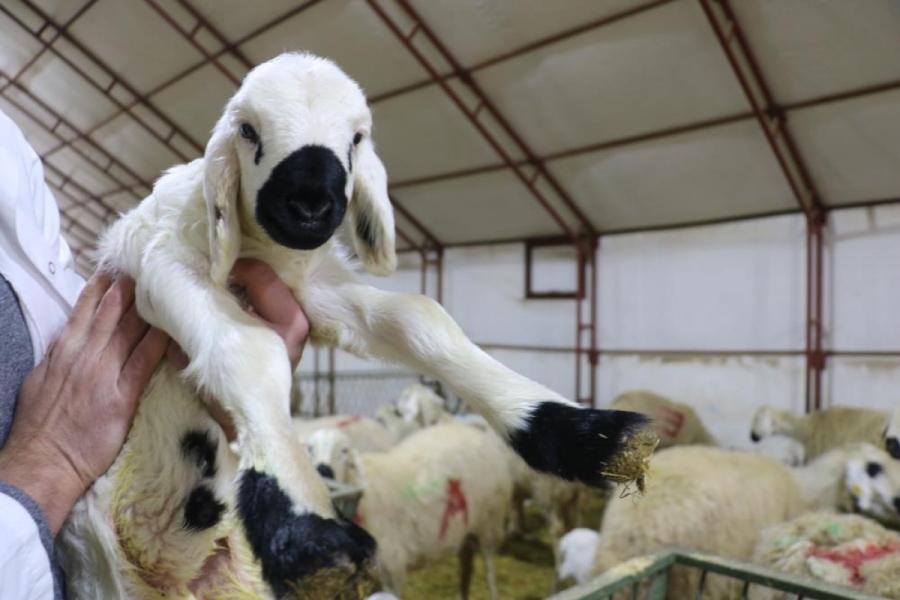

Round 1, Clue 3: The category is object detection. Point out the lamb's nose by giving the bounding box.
[294,199,331,220]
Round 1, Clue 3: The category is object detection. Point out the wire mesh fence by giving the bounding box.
[551,547,883,600]
[293,369,455,417]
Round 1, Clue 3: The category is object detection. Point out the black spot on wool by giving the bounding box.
[887,437,900,460]
[866,461,884,478]
[180,430,218,479]
[183,485,226,531]
[508,402,651,487]
[316,463,335,479]
[236,469,376,597]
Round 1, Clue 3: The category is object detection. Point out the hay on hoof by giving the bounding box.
[601,427,658,495]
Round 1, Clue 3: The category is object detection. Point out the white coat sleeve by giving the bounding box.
[0,490,55,599]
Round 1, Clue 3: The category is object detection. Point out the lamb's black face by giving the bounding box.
[255,145,348,250]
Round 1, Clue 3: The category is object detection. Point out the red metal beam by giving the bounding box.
[389,195,442,249]
[367,0,595,246]
[699,0,822,219]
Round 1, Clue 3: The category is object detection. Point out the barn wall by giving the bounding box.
[298,206,900,441]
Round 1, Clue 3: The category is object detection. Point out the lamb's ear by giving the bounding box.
[203,115,241,286]
[347,137,396,276]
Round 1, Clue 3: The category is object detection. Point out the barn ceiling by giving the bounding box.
[1,0,899,274]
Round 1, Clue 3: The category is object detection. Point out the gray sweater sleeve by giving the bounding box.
[0,482,64,599]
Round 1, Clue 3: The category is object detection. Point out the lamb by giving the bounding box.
[57,52,654,599]
[751,512,900,599]
[610,391,717,448]
[395,382,451,428]
[306,423,514,599]
[751,405,888,461]
[885,408,900,459]
[293,414,396,452]
[557,528,600,586]
[592,446,808,600]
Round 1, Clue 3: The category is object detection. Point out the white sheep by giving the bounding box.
[56,52,653,598]
[592,446,808,600]
[885,407,900,459]
[751,405,888,461]
[557,528,600,585]
[307,423,514,599]
[610,391,717,448]
[751,512,900,599]
[293,414,396,452]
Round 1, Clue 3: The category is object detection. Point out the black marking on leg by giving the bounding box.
[237,469,376,597]
[509,402,652,487]
[183,485,226,531]
[180,430,218,479]
[356,215,379,252]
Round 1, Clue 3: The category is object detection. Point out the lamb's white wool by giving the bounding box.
[395,383,451,427]
[558,528,600,585]
[610,391,717,448]
[751,405,888,461]
[307,424,514,600]
[56,51,651,598]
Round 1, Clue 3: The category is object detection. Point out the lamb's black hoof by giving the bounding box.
[509,402,655,487]
[237,469,377,598]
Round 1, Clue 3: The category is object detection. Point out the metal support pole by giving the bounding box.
[805,215,827,412]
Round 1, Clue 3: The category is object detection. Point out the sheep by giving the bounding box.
[557,528,600,586]
[751,512,900,599]
[751,405,888,461]
[885,408,900,459]
[293,414,396,452]
[395,382,451,428]
[592,446,808,600]
[610,391,717,449]
[57,52,654,599]
[306,423,514,599]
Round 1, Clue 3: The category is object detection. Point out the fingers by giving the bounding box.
[118,326,169,402]
[65,270,114,338]
[87,277,136,346]
[230,259,291,324]
[166,341,189,371]
[105,298,150,367]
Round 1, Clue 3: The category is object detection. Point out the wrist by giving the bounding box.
[0,437,87,534]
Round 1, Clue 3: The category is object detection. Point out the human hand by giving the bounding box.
[0,272,168,534]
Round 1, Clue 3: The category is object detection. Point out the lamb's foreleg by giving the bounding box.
[305,281,653,487]
[121,258,375,595]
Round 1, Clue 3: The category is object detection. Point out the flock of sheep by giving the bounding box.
[297,387,900,599]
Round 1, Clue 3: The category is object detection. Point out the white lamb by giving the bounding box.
[293,414,395,452]
[751,405,888,461]
[57,52,653,599]
[557,528,600,585]
[610,391,718,448]
[592,446,809,600]
[306,423,514,599]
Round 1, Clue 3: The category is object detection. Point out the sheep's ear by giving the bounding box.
[203,115,241,286]
[347,138,396,277]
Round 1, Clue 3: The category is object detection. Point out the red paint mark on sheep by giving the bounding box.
[439,479,468,540]
[659,408,685,438]
[336,415,362,428]
[807,542,900,585]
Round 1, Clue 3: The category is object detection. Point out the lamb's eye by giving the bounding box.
[239,123,258,142]
[352,132,362,146]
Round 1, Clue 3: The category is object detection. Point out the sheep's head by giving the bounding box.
[750,406,790,442]
[307,428,357,484]
[204,52,396,285]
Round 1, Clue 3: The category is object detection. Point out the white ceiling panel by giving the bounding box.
[789,90,900,207]
[374,85,514,183]
[91,113,181,183]
[0,9,44,76]
[550,120,796,232]
[0,96,58,154]
[240,0,428,99]
[68,0,203,93]
[731,0,900,105]
[474,0,749,156]
[189,0,314,42]
[16,53,118,131]
[151,64,235,145]
[406,0,646,67]
[393,170,563,244]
